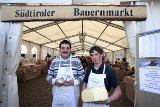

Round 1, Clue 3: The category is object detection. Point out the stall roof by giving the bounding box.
[22,3,128,55]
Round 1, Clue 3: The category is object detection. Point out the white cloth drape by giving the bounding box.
[0,22,7,107]
[0,21,23,107]
[123,21,137,67]
[7,23,23,107]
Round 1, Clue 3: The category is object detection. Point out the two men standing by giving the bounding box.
[46,40,121,107]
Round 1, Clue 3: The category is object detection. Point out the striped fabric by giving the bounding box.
[46,55,85,85]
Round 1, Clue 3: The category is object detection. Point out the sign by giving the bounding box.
[139,66,160,94]
[1,5,147,22]
[0,0,140,4]
[139,29,160,58]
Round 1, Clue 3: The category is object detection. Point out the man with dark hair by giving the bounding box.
[46,40,85,107]
[59,39,71,49]
[121,57,129,70]
[82,46,122,107]
[89,46,104,54]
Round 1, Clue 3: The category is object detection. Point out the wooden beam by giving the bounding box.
[23,21,65,34]
[96,20,125,31]
[93,21,111,44]
[42,33,79,45]
[85,41,113,52]
[86,34,126,49]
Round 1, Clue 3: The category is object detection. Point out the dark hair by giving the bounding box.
[33,54,36,57]
[89,46,104,54]
[122,57,126,62]
[59,40,71,49]
[21,54,25,58]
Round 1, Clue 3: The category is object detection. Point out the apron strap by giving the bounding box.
[59,57,61,68]
[103,64,106,74]
[90,69,92,73]
[70,56,72,68]
[59,56,72,68]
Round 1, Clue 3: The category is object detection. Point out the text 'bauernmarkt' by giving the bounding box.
[74,8,133,16]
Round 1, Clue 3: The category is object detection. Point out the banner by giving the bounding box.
[1,5,147,21]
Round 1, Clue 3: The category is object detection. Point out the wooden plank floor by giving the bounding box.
[18,74,134,107]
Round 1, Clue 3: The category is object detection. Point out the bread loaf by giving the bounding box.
[81,87,108,102]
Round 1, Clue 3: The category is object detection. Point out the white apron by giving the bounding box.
[52,57,79,107]
[83,64,109,107]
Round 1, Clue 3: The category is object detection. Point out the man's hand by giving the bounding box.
[93,100,108,105]
[64,79,74,86]
[55,78,65,87]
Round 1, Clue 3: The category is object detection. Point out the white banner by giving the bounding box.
[0,0,72,4]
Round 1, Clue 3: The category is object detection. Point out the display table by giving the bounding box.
[16,64,42,82]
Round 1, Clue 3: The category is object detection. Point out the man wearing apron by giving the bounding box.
[83,46,122,107]
[46,40,85,107]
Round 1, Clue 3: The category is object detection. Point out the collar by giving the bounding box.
[60,54,71,61]
[93,62,105,71]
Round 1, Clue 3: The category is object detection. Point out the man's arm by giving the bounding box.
[46,59,67,87]
[82,66,91,90]
[108,85,122,103]
[74,58,85,85]
[82,82,87,90]
[46,59,57,85]
[107,65,122,103]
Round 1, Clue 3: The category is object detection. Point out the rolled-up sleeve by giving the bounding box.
[74,59,85,85]
[108,67,119,89]
[46,59,57,85]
